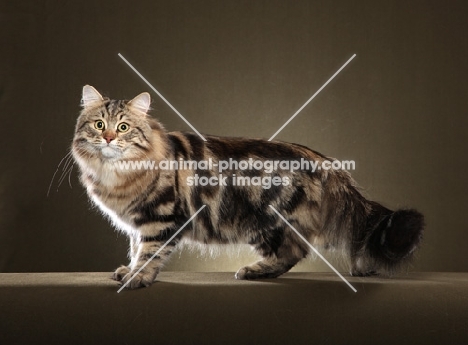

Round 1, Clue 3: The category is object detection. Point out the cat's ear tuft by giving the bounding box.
[81,85,104,107]
[128,92,151,114]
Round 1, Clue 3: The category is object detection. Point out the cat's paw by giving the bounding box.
[235,264,286,280]
[235,267,250,280]
[112,265,130,281]
[119,269,156,289]
[235,266,271,280]
[351,270,378,277]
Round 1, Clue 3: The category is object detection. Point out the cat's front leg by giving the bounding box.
[118,226,178,289]
[112,233,138,282]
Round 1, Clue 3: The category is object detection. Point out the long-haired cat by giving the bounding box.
[72,85,424,289]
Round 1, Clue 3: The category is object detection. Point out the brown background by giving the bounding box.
[0,0,467,273]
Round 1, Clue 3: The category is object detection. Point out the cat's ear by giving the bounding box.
[81,85,104,107]
[128,92,151,114]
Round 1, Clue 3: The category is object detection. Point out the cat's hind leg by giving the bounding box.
[235,229,309,280]
[350,256,379,277]
[235,257,300,280]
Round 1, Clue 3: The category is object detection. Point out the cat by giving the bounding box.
[72,85,424,289]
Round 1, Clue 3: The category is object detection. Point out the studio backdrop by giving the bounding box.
[0,0,467,274]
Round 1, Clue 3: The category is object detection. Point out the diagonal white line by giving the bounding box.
[118,53,207,141]
[268,54,356,141]
[117,205,206,293]
[269,205,357,293]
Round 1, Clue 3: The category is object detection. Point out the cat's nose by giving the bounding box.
[102,130,116,144]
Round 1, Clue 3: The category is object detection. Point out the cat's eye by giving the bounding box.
[117,122,130,133]
[94,120,105,130]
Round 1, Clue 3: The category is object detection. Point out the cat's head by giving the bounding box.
[73,85,164,164]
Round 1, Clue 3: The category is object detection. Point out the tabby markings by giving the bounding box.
[117,205,206,293]
[269,205,357,293]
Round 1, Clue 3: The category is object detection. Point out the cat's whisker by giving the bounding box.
[61,153,74,174]
[56,154,75,192]
[57,164,73,191]
[67,163,75,188]
[47,151,73,197]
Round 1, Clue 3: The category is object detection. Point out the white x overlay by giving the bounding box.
[118,52,357,292]
[269,205,357,292]
[268,54,356,141]
[118,53,207,141]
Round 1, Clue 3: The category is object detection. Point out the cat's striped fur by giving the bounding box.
[72,85,424,289]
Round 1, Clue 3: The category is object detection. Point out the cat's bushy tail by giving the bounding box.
[321,172,424,275]
[366,204,424,273]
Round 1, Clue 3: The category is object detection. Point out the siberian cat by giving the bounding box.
[72,85,424,289]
